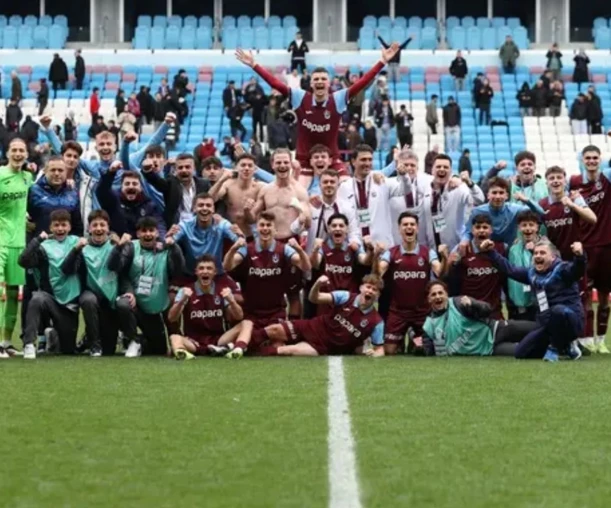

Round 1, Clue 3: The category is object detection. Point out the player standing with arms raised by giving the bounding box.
[235,43,399,173]
[0,138,33,358]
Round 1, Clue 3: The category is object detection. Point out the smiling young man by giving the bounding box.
[568,146,611,353]
[0,138,34,358]
[18,210,81,360]
[482,151,548,202]
[168,254,243,360]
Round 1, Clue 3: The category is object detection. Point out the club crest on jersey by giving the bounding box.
[564,206,571,214]
[272,253,279,264]
[596,181,602,190]
[418,257,424,266]
[360,319,368,328]
[324,110,331,119]
[214,295,221,305]
[344,252,351,262]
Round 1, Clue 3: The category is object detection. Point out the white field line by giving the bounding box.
[327,356,362,508]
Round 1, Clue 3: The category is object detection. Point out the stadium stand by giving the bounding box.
[593,17,611,49]
[0,15,68,49]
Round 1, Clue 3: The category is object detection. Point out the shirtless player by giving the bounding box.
[209,153,264,239]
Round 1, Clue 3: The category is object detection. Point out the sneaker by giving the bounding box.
[37,339,47,354]
[207,344,230,357]
[226,347,244,359]
[578,337,597,354]
[75,336,89,354]
[44,328,59,353]
[568,341,582,361]
[174,348,195,361]
[596,339,610,354]
[23,344,36,360]
[90,347,103,358]
[0,347,9,359]
[3,344,23,357]
[543,346,559,362]
[125,341,142,358]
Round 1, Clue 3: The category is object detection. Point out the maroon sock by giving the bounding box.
[585,309,594,337]
[597,306,610,337]
[235,340,248,350]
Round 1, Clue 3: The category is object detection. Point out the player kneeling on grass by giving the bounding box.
[19,210,82,360]
[482,239,586,362]
[112,217,185,358]
[61,210,131,357]
[246,274,385,357]
[418,281,537,357]
[168,254,243,360]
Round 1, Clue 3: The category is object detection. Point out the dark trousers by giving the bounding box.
[479,106,491,125]
[75,77,84,90]
[493,320,538,356]
[507,303,538,322]
[590,121,602,134]
[252,115,264,141]
[23,291,78,354]
[20,271,47,340]
[398,131,413,148]
[230,121,247,141]
[79,290,125,355]
[515,305,583,359]
[290,59,306,72]
[116,296,168,355]
[427,122,437,134]
[503,63,515,74]
[38,99,47,116]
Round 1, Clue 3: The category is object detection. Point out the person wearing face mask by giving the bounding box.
[481,239,586,362]
[18,210,82,360]
[481,151,548,202]
[96,162,166,239]
[110,217,185,358]
[287,32,309,73]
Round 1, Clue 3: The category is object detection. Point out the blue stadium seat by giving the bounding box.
[196,27,212,49]
[222,27,238,49]
[33,26,49,49]
[253,16,265,28]
[0,15,7,28]
[284,26,298,46]
[594,17,608,31]
[165,25,180,49]
[17,26,32,48]
[379,16,392,28]
[237,15,251,28]
[466,26,481,50]
[462,16,475,28]
[595,27,611,49]
[133,26,150,49]
[476,17,490,29]
[506,17,521,29]
[446,17,460,31]
[54,15,68,28]
[358,26,375,50]
[183,16,197,28]
[240,27,254,48]
[9,15,22,27]
[394,17,407,28]
[448,26,465,49]
[223,16,236,28]
[363,15,376,28]
[24,15,38,28]
[150,26,165,49]
[180,26,196,49]
[270,26,284,49]
[482,27,496,49]
[421,27,436,50]
[377,26,391,42]
[199,16,213,28]
[408,16,422,29]
[391,26,406,42]
[153,16,167,28]
[137,15,152,27]
[423,17,437,29]
[283,15,297,27]
[255,27,269,49]
[48,24,66,49]
[496,26,512,46]
[168,15,182,28]
[492,17,506,28]
[2,26,17,48]
[513,26,528,49]
[268,16,282,28]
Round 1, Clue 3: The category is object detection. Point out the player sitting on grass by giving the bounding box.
[417,281,537,357]
[245,274,386,357]
[111,217,185,358]
[19,209,82,360]
[168,255,243,360]
[482,239,586,362]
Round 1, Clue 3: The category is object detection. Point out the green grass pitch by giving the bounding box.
[2,354,611,507]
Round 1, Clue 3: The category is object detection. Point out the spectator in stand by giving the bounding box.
[5,99,23,133]
[37,78,49,116]
[368,77,388,116]
[11,71,22,103]
[385,146,398,166]
[330,76,344,93]
[243,77,264,105]
[499,35,520,74]
[137,86,154,125]
[586,85,603,134]
[48,53,68,93]
[222,81,242,117]
[545,43,563,82]
[165,119,179,151]
[249,91,267,142]
[220,136,237,162]
[194,138,217,171]
[249,136,264,166]
[118,105,137,135]
[107,120,120,147]
[424,145,439,174]
[127,92,141,131]
[573,50,590,88]
[158,77,170,97]
[443,96,462,153]
[458,149,472,176]
[88,115,107,139]
[478,79,493,125]
[287,32,309,72]
[64,111,76,142]
[449,50,468,91]
[284,69,301,89]
[570,94,589,135]
[152,92,168,128]
[530,80,547,117]
[300,69,311,91]
[395,104,414,148]
[426,95,439,134]
[374,96,394,151]
[344,72,365,122]
[517,82,532,116]
[267,116,291,150]
[378,34,412,83]
[346,123,363,150]
[228,104,247,141]
[115,89,126,117]
[172,69,190,97]
[74,49,85,90]
[363,118,377,150]
[472,72,484,108]
[90,87,100,122]
[548,81,564,118]
[21,116,39,151]
[264,95,281,128]
[540,70,553,91]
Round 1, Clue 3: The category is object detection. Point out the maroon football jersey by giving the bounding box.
[321,242,360,293]
[386,245,431,316]
[182,279,229,339]
[241,241,291,318]
[457,242,506,319]
[310,293,383,355]
[569,173,611,247]
[540,197,581,260]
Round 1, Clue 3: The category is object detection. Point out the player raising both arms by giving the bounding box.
[236,43,399,173]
